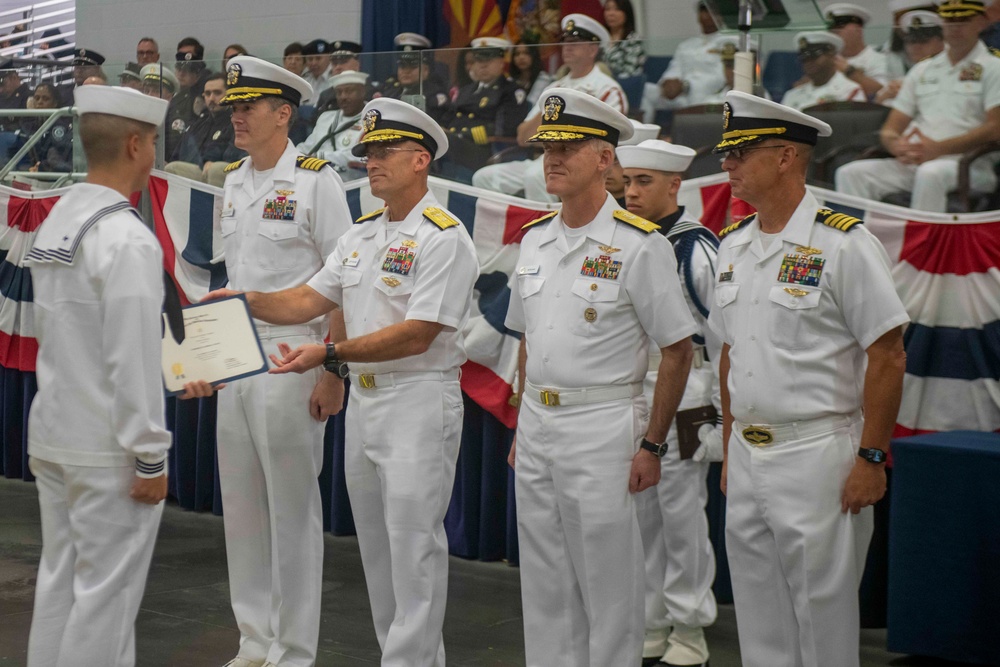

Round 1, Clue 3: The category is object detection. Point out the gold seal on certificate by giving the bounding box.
[161,295,268,395]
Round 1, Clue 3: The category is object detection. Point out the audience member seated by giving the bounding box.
[25,83,71,174]
[314,41,368,113]
[472,13,626,202]
[510,42,553,106]
[702,35,768,104]
[165,72,244,185]
[174,37,212,124]
[603,0,645,78]
[836,0,1000,212]
[140,63,183,158]
[301,38,333,104]
[438,37,529,173]
[825,3,889,99]
[222,43,248,71]
[118,62,143,90]
[978,0,1000,49]
[653,1,724,114]
[82,74,108,86]
[380,32,450,124]
[876,10,944,105]
[283,41,305,75]
[136,36,159,66]
[883,2,938,79]
[0,61,30,125]
[59,48,105,105]
[781,32,863,111]
[296,70,368,180]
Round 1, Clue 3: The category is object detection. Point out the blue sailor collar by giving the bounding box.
[26,184,140,265]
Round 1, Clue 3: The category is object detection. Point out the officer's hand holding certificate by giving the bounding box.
[161,294,268,395]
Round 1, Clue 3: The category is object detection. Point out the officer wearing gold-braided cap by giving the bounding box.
[710,90,909,667]
[205,54,354,667]
[207,95,478,666]
[505,87,697,667]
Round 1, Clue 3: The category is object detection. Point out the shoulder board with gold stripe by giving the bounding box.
[223,158,246,173]
[613,209,660,234]
[815,208,861,232]
[296,156,332,171]
[354,208,386,224]
[423,206,460,230]
[520,210,557,231]
[991,47,1000,58]
[718,213,756,239]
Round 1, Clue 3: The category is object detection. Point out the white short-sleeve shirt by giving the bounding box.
[506,194,697,388]
[780,71,864,111]
[307,190,479,375]
[708,191,910,425]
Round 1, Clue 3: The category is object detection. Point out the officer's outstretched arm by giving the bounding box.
[204,284,337,325]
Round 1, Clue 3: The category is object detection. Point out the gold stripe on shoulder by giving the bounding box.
[223,158,246,173]
[719,213,756,238]
[296,155,331,171]
[815,208,861,232]
[354,207,386,224]
[520,210,557,231]
[423,206,460,230]
[613,209,659,234]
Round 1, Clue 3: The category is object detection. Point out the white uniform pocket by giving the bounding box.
[256,222,300,271]
[340,268,363,322]
[767,285,822,350]
[569,278,619,337]
[714,283,740,338]
[517,275,545,333]
[371,275,415,329]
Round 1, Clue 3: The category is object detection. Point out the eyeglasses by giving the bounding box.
[360,146,426,163]
[721,144,792,163]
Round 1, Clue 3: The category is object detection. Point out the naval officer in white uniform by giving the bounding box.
[506,88,697,667]
[711,91,909,667]
[215,56,353,667]
[206,97,478,667]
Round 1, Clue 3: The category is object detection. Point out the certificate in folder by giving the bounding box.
[675,405,719,460]
[161,294,268,395]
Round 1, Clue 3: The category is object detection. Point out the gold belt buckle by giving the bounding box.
[539,389,560,406]
[359,374,376,389]
[741,425,774,447]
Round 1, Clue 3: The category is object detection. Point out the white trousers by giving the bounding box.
[835,155,997,213]
[637,364,717,651]
[27,458,163,667]
[515,395,646,667]
[471,156,555,203]
[345,379,463,667]
[725,419,873,667]
[217,334,326,667]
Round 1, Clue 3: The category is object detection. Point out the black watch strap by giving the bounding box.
[857,447,887,464]
[323,343,349,378]
[640,437,668,458]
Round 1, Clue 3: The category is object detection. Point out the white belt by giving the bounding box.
[351,369,459,390]
[523,380,642,407]
[254,323,324,340]
[735,411,862,447]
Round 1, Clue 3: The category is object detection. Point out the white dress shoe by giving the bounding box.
[222,658,266,667]
[661,624,710,666]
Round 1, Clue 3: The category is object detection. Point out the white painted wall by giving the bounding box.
[76,0,361,71]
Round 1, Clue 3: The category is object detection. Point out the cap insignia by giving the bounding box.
[798,37,808,50]
[566,19,575,31]
[542,95,565,122]
[722,102,732,131]
[227,63,241,87]
[363,108,380,133]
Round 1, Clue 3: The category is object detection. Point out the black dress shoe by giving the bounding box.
[641,658,662,667]
[658,661,708,667]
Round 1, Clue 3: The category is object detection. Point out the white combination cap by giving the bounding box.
[561,13,611,49]
[140,63,178,92]
[353,97,449,160]
[329,70,369,88]
[222,55,313,107]
[714,90,832,153]
[76,85,169,126]
[823,3,872,24]
[619,120,661,147]
[795,31,845,54]
[528,87,634,145]
[618,139,697,173]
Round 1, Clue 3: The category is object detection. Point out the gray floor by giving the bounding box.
[0,476,957,666]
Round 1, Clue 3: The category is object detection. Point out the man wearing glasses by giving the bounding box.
[711,91,909,667]
[206,97,478,666]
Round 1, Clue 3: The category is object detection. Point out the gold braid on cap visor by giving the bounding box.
[222,86,285,102]
[715,126,787,150]
[938,2,986,17]
[529,124,610,142]
[360,128,426,143]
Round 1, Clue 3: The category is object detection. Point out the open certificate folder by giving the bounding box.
[161,294,268,395]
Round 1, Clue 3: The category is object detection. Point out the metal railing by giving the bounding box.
[0,106,82,188]
[0,0,75,87]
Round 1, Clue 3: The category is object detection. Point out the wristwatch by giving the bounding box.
[640,437,668,458]
[844,65,859,78]
[857,447,887,464]
[323,343,349,379]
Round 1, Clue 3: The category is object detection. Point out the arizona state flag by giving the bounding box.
[444,0,504,46]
